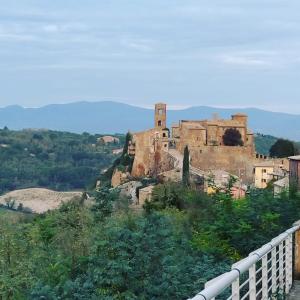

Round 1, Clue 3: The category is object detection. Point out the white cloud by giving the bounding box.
[218,50,281,68]
[120,37,155,52]
[221,55,270,67]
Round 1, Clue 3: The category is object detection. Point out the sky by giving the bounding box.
[1,0,300,113]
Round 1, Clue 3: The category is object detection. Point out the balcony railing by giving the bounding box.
[189,222,300,300]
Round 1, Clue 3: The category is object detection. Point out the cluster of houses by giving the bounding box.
[113,155,299,210]
[253,155,300,196]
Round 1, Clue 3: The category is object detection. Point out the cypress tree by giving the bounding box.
[123,132,132,155]
[182,145,190,186]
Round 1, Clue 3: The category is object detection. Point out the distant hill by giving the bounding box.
[254,134,278,156]
[1,101,300,140]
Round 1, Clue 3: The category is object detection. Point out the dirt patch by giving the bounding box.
[0,188,83,214]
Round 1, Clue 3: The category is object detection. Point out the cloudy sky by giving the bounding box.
[1,0,300,113]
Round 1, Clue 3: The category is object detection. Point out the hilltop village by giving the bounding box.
[111,103,293,206]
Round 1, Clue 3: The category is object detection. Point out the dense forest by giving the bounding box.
[0,128,124,194]
[1,182,299,299]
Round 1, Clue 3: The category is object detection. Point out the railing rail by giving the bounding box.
[189,223,300,300]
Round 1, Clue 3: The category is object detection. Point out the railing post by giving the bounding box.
[249,263,256,300]
[232,277,239,300]
[271,247,277,295]
[286,234,293,293]
[279,242,284,291]
[262,255,268,299]
[295,226,300,279]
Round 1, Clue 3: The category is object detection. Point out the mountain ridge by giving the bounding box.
[0,101,299,140]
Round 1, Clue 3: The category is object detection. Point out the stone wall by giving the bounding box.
[189,145,255,183]
[131,128,175,177]
[111,169,129,187]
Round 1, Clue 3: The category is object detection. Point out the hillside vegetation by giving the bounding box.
[0,128,124,194]
[254,133,278,155]
[1,128,300,299]
[1,183,300,299]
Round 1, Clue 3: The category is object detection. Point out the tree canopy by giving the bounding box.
[1,180,299,299]
[269,138,296,158]
[0,128,124,194]
[222,128,244,146]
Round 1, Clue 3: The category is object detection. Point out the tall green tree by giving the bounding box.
[269,138,296,158]
[182,145,190,186]
[122,131,132,155]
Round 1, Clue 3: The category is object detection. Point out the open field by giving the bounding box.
[0,188,83,214]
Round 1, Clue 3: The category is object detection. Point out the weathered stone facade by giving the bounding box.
[130,103,267,183]
[130,128,175,177]
[130,104,175,177]
[111,169,130,188]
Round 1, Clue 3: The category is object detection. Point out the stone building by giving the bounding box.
[172,114,253,150]
[253,159,288,189]
[171,111,256,182]
[289,155,300,189]
[130,103,175,177]
[98,135,120,144]
[138,185,155,206]
[129,103,272,184]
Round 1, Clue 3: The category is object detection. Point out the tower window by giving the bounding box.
[158,109,164,115]
[158,120,162,126]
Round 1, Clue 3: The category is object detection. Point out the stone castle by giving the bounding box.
[129,103,258,183]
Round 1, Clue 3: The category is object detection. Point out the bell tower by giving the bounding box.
[154,103,166,129]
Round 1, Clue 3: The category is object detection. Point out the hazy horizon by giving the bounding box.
[1,100,300,116]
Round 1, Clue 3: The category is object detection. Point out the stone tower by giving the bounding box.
[154,103,167,128]
[232,113,248,127]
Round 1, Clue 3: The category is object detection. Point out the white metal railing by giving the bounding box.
[189,223,300,300]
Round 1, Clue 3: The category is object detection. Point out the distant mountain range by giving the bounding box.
[0,101,299,140]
